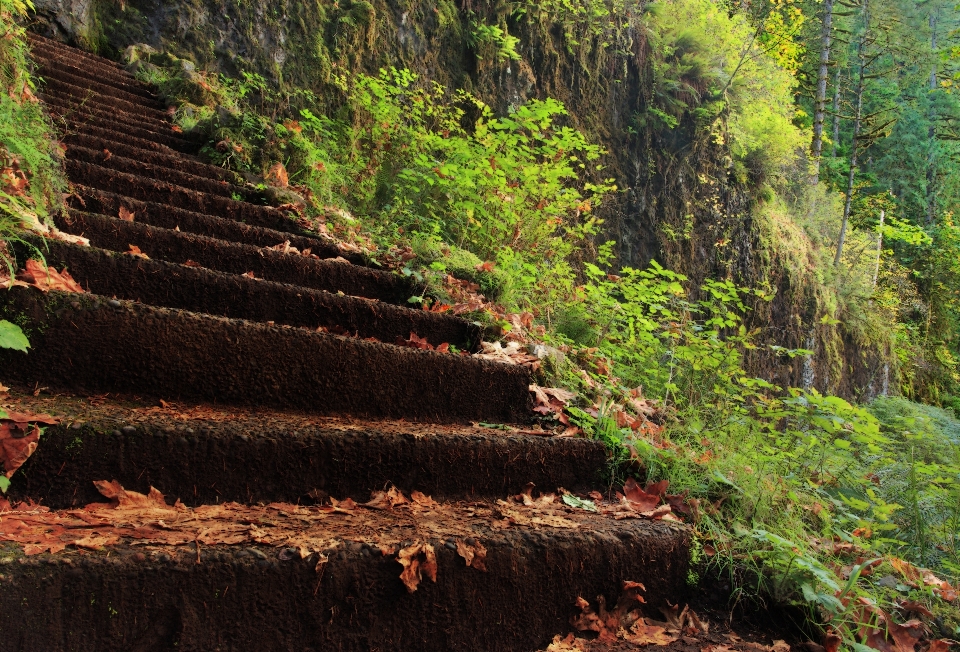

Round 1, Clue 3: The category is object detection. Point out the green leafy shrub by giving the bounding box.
[0,0,67,232]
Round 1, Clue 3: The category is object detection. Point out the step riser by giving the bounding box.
[9,421,606,508]
[67,160,300,233]
[0,288,528,423]
[66,146,253,201]
[62,134,241,185]
[37,66,166,109]
[47,97,194,152]
[0,524,688,652]
[16,239,477,347]
[44,92,187,142]
[27,32,126,72]
[35,58,162,104]
[68,186,353,257]
[40,76,170,121]
[56,211,416,302]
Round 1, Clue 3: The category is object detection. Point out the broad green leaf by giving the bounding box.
[0,321,28,353]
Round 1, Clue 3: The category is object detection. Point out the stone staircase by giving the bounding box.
[0,33,690,651]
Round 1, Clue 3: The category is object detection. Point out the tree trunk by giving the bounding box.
[835,15,867,267]
[811,0,836,183]
[872,209,885,290]
[926,10,938,224]
[830,66,842,158]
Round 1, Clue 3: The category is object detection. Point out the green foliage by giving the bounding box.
[643,0,807,176]
[0,319,28,352]
[0,0,67,231]
[469,22,521,61]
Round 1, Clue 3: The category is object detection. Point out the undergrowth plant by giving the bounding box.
[0,0,67,235]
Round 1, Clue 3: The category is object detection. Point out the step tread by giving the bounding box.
[4,389,601,507]
[0,287,530,423]
[0,498,687,652]
[35,60,165,108]
[67,160,303,232]
[67,185,363,260]
[16,237,477,347]
[56,210,416,302]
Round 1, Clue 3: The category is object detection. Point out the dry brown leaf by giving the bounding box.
[0,423,39,478]
[624,619,680,646]
[397,541,437,593]
[363,487,409,510]
[455,538,487,571]
[126,244,148,259]
[16,259,84,293]
[266,162,289,188]
[183,260,202,268]
[545,634,589,651]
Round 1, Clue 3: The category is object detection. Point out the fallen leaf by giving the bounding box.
[0,422,39,478]
[624,619,679,646]
[183,260,202,268]
[823,629,842,652]
[900,601,934,618]
[118,206,134,222]
[397,541,437,593]
[456,538,487,571]
[546,633,589,651]
[363,487,409,510]
[242,271,255,279]
[266,162,289,188]
[126,245,148,259]
[622,477,663,512]
[16,259,84,293]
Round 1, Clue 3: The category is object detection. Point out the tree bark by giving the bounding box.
[830,66,842,158]
[811,0,836,183]
[926,10,939,224]
[872,209,885,290]
[835,11,867,267]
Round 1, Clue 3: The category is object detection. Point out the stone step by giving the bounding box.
[27,32,127,72]
[0,498,688,652]
[35,60,167,110]
[13,238,477,348]
[65,145,256,202]
[30,44,162,100]
[66,160,302,233]
[61,133,241,185]
[4,390,602,507]
[67,185,360,261]
[39,73,171,122]
[42,91,190,145]
[55,210,416,303]
[0,287,528,423]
